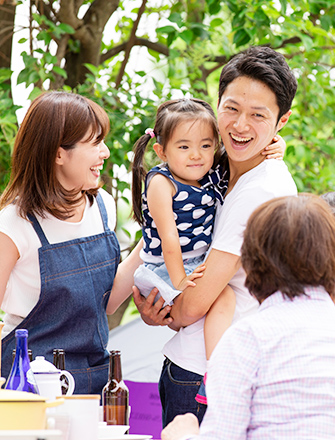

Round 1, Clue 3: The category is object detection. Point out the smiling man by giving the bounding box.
[134,46,298,427]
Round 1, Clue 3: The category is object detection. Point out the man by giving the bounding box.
[134,46,297,426]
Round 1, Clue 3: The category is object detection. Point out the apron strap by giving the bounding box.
[27,213,50,246]
[96,192,110,232]
[27,192,110,246]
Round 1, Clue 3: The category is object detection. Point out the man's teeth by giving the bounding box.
[231,134,252,143]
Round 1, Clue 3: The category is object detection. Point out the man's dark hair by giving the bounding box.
[218,46,298,121]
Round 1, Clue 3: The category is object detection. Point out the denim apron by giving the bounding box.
[1,193,120,395]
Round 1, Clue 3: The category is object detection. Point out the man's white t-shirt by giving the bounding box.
[163,159,298,375]
[0,188,116,338]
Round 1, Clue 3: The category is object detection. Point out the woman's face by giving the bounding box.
[217,76,290,166]
[55,131,110,193]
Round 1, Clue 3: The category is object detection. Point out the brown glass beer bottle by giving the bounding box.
[103,350,129,426]
[53,348,68,395]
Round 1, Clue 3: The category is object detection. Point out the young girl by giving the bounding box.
[0,91,121,394]
[131,98,286,403]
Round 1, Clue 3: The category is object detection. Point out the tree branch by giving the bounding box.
[100,37,169,63]
[115,0,147,88]
[57,0,84,30]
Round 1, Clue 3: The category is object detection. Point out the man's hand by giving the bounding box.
[132,286,173,326]
[161,413,200,440]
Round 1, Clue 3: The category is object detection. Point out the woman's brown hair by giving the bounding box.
[131,98,222,225]
[0,91,109,220]
[241,194,335,302]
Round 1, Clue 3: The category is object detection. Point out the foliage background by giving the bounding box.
[0,0,334,325]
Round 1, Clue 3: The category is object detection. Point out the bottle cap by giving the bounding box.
[15,329,28,337]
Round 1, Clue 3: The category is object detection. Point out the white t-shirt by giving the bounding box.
[0,188,116,338]
[163,159,298,375]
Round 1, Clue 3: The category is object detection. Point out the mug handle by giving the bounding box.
[60,370,75,395]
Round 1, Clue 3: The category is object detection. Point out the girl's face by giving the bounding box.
[154,119,216,186]
[55,131,110,193]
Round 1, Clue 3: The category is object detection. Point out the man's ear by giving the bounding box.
[277,109,292,131]
[153,143,167,162]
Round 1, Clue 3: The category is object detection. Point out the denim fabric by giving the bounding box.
[145,254,206,288]
[159,358,207,428]
[1,193,120,395]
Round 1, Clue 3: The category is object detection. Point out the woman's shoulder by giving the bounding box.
[98,187,115,204]
[0,203,26,226]
[97,188,116,229]
[0,203,38,254]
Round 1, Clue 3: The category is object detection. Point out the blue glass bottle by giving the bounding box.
[5,329,39,393]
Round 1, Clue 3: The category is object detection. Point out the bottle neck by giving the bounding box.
[15,335,29,359]
[53,349,66,370]
[109,352,123,382]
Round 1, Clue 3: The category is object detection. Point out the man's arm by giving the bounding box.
[170,248,240,329]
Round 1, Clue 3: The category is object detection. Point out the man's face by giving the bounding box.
[217,76,290,165]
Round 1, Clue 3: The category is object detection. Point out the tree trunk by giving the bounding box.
[0,1,16,71]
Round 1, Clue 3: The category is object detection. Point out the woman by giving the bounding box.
[133,46,298,425]
[0,92,124,394]
[161,194,335,439]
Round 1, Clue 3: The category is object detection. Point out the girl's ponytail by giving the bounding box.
[132,133,153,224]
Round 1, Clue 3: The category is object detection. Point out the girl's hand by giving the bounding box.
[262,134,286,160]
[176,264,206,291]
[132,286,173,326]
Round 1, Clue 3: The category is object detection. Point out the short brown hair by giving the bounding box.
[0,91,109,219]
[241,194,335,302]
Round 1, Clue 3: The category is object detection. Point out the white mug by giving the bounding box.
[30,356,75,400]
[55,395,100,440]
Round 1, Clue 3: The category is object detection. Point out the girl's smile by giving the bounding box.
[153,119,216,187]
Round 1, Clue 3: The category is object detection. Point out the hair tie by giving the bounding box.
[145,128,155,138]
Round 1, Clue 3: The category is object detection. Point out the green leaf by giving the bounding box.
[168,12,183,28]
[320,15,332,31]
[58,23,75,34]
[254,8,270,27]
[299,33,314,51]
[208,1,221,15]
[233,28,251,47]
[279,0,287,14]
[179,29,194,45]
[83,63,99,76]
[210,18,223,28]
[156,25,176,34]
[28,87,43,101]
[53,65,67,79]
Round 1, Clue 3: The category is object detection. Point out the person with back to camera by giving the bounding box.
[132,46,298,426]
[0,91,133,394]
[161,194,335,440]
[129,97,286,407]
